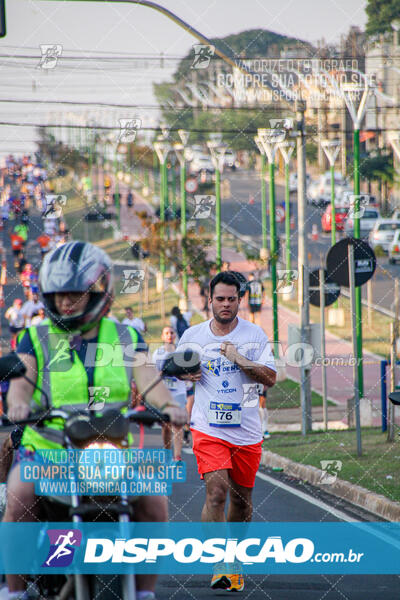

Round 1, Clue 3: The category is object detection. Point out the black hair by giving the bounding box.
[171,306,182,319]
[209,271,241,298]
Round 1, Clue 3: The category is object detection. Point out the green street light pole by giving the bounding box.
[171,162,177,218]
[216,167,221,268]
[174,128,190,302]
[321,139,341,308]
[162,160,168,238]
[278,141,295,278]
[258,128,283,358]
[321,140,341,248]
[342,82,371,399]
[154,138,171,274]
[114,148,120,229]
[208,140,227,271]
[254,137,267,256]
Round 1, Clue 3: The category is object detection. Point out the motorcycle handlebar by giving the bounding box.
[10,405,170,428]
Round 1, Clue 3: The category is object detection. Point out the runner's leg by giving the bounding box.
[161,423,172,451]
[2,465,39,592]
[227,478,254,522]
[202,470,229,521]
[172,425,183,461]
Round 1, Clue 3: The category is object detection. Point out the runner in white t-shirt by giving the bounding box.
[122,306,146,335]
[176,271,276,592]
[20,293,44,327]
[152,326,188,461]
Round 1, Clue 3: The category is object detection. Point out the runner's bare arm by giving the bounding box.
[220,342,276,387]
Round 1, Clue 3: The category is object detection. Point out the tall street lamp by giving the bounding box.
[173,128,190,302]
[278,140,295,279]
[153,137,171,274]
[321,139,341,247]
[207,140,227,270]
[341,81,371,399]
[258,127,284,357]
[254,136,268,258]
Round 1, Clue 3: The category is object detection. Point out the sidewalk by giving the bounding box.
[107,183,386,429]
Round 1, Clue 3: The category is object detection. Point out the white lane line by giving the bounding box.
[184,447,357,522]
[184,448,400,547]
[255,471,359,523]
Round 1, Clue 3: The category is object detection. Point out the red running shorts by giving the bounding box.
[191,428,262,488]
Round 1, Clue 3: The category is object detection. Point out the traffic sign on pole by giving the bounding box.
[326,238,376,288]
[185,178,198,194]
[309,269,340,307]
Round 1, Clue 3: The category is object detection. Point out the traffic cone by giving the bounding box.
[290,215,295,230]
[311,224,319,241]
[0,286,4,308]
[0,260,6,286]
[249,195,255,205]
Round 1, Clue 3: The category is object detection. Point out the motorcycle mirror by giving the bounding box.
[162,350,201,377]
[388,391,400,405]
[0,352,27,381]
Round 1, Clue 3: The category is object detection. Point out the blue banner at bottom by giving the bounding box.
[0,522,399,574]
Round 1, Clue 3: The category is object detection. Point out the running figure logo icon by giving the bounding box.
[242,383,263,407]
[47,338,71,370]
[119,119,142,143]
[121,269,145,293]
[42,529,82,567]
[192,195,216,219]
[191,44,215,69]
[37,44,63,70]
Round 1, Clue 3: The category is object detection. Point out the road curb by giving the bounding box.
[261,450,400,521]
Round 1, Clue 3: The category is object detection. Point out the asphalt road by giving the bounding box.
[223,170,399,314]
[0,206,399,598]
[149,428,400,599]
[2,424,396,600]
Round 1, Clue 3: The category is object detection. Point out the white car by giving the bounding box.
[185,145,204,162]
[308,171,350,207]
[189,154,215,175]
[389,230,400,263]
[368,220,400,252]
[345,208,380,237]
[289,172,311,192]
[223,149,237,170]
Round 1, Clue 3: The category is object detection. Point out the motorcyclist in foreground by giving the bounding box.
[1,241,186,600]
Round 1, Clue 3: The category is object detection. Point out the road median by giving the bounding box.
[261,427,400,520]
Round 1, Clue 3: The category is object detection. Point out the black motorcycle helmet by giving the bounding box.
[39,241,113,333]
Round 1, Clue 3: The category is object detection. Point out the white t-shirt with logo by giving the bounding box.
[152,346,188,408]
[177,317,276,445]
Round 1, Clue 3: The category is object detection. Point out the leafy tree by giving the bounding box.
[154,28,314,150]
[366,0,400,36]
[36,128,87,176]
[136,212,215,288]
[359,151,397,212]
